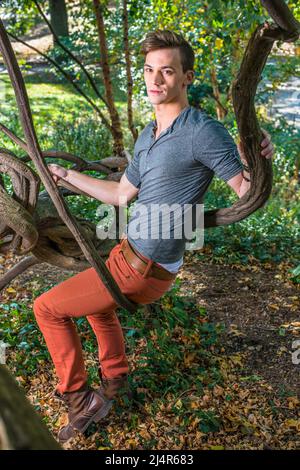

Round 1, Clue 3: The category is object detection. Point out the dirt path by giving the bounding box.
[179,254,300,394]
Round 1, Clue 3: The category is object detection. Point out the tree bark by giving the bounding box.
[261,0,300,38]
[93,0,125,156]
[122,0,138,142]
[0,365,61,449]
[0,126,125,290]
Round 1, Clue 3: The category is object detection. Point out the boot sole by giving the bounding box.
[58,392,113,443]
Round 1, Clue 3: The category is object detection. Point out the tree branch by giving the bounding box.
[261,0,300,38]
[204,1,299,227]
[0,255,40,291]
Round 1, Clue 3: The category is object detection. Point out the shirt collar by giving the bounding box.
[151,105,191,138]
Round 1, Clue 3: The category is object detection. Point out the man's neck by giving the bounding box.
[153,100,189,134]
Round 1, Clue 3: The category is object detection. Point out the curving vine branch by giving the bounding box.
[204,0,299,227]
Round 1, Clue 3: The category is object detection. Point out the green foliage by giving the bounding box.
[3,0,299,121]
[290,265,300,284]
[0,299,49,376]
[116,280,225,395]
[50,113,113,160]
[0,0,44,36]
[0,1,299,449]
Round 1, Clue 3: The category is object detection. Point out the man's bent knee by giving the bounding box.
[33,293,53,319]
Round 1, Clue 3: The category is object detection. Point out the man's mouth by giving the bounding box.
[149,90,163,94]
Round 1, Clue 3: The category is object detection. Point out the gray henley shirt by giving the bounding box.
[124,105,243,266]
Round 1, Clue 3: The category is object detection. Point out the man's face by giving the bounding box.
[143,48,194,105]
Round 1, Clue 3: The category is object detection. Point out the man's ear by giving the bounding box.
[184,70,195,86]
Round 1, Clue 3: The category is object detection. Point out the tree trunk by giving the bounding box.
[122,0,138,142]
[49,0,69,44]
[0,365,61,449]
[93,0,125,156]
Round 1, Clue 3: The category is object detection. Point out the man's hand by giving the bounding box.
[47,164,68,183]
[260,129,274,160]
[237,128,274,163]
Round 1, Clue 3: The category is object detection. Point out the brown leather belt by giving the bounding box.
[119,238,177,281]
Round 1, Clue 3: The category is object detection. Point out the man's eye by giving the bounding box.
[164,70,173,75]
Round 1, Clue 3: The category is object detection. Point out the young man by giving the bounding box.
[35,30,273,443]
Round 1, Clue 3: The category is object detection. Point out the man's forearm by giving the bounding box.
[238,162,251,198]
[65,169,121,205]
[238,176,251,198]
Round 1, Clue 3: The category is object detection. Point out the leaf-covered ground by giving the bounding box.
[0,250,299,450]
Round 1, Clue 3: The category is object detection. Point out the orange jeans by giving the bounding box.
[33,240,175,394]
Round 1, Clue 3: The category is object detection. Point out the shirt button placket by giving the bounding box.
[146,128,169,171]
[146,134,155,170]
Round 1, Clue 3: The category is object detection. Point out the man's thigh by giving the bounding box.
[34,265,118,318]
[34,244,126,318]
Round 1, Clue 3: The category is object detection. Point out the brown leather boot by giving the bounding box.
[98,368,130,400]
[57,384,113,443]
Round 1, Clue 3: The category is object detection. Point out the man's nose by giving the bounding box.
[152,71,164,85]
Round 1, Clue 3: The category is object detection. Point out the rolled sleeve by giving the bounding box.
[193,117,243,182]
[124,150,141,188]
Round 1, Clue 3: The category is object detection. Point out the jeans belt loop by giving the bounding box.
[119,236,127,253]
[142,259,154,279]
